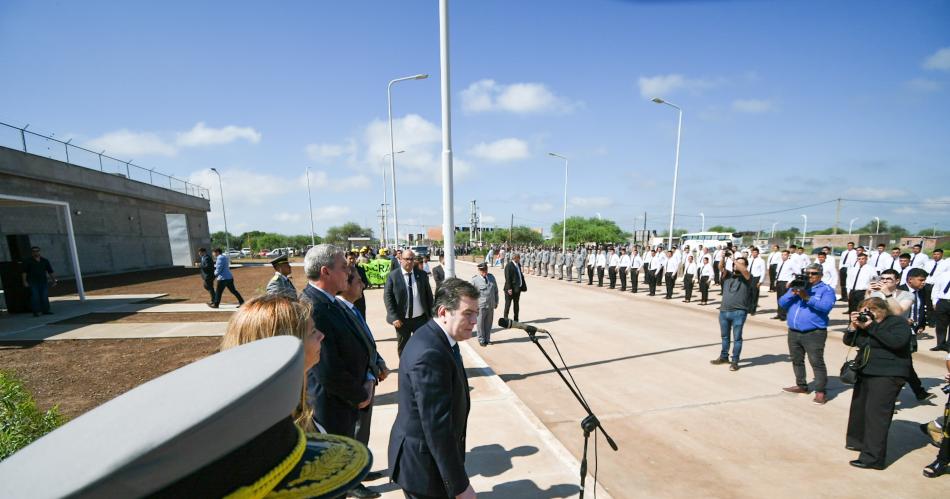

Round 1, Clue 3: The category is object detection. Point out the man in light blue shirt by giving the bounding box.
[209,248,244,308]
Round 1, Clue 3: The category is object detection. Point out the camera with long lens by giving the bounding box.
[857,311,873,323]
[942,384,950,395]
[788,272,808,291]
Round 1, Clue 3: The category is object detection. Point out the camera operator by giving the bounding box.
[922,351,950,478]
[869,269,934,401]
[780,263,836,404]
[843,297,913,470]
[711,257,753,371]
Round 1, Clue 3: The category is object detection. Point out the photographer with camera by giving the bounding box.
[711,257,753,371]
[922,351,950,478]
[843,297,913,470]
[780,263,837,404]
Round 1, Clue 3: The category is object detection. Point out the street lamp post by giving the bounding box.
[652,97,683,250]
[388,73,429,249]
[305,167,315,246]
[438,0,456,278]
[548,152,569,250]
[801,214,808,247]
[380,150,405,248]
[771,221,778,239]
[848,217,859,235]
[699,212,705,232]
[209,168,230,252]
[873,216,881,234]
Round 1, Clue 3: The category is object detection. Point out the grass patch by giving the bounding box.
[1,370,65,461]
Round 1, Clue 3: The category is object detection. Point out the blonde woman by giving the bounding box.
[221,294,324,432]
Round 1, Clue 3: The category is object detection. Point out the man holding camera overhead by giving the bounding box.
[779,263,837,405]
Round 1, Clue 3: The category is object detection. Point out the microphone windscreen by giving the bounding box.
[498,318,512,328]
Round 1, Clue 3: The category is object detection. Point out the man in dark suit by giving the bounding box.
[388,278,477,499]
[347,251,370,317]
[300,244,373,438]
[504,252,527,322]
[432,254,446,292]
[384,249,435,357]
[196,248,216,304]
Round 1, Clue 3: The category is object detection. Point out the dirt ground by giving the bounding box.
[0,337,221,419]
[1,265,287,420]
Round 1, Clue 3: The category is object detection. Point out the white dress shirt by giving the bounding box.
[713,249,724,262]
[608,253,621,267]
[909,252,929,269]
[667,253,682,272]
[767,251,783,266]
[403,270,424,319]
[749,257,766,279]
[586,253,596,266]
[651,253,667,272]
[685,261,698,276]
[619,254,631,267]
[931,271,950,307]
[839,249,857,269]
[848,264,873,291]
[871,251,893,272]
[925,259,950,284]
[700,262,714,278]
[819,261,838,288]
[776,258,801,282]
[631,254,644,269]
[595,252,607,268]
[896,265,910,287]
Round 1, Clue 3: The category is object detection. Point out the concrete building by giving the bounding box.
[0,145,211,280]
[899,235,949,251]
[810,233,894,250]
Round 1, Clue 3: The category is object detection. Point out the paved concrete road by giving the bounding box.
[455,260,947,499]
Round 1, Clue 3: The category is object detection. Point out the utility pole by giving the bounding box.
[833,198,841,235]
[509,213,514,245]
[469,200,478,246]
[378,204,387,248]
[643,211,648,246]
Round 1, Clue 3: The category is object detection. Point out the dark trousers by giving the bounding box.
[355,296,367,318]
[213,279,244,306]
[202,276,215,301]
[768,264,778,291]
[922,283,935,326]
[619,267,628,290]
[839,267,849,301]
[848,289,867,313]
[355,403,373,445]
[684,274,694,301]
[587,265,594,285]
[396,315,429,358]
[846,375,904,468]
[787,328,828,393]
[664,272,677,298]
[629,269,639,293]
[749,276,761,314]
[403,491,449,499]
[775,281,789,319]
[608,266,617,288]
[699,276,710,302]
[597,267,605,287]
[905,365,927,397]
[713,263,721,285]
[28,280,51,314]
[504,291,521,322]
[934,299,950,349]
[648,270,658,295]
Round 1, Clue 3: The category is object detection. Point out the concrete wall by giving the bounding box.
[0,146,210,277]
[810,233,895,249]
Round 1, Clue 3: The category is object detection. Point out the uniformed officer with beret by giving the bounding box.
[266,254,297,299]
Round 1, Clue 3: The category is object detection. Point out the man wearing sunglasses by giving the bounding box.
[779,263,836,405]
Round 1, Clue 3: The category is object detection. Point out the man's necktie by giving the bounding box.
[912,292,920,327]
[853,265,863,289]
[406,272,414,319]
[843,252,850,266]
[777,262,785,280]
[451,343,463,367]
[930,263,938,276]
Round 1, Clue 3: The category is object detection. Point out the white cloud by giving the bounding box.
[468,138,530,162]
[732,99,774,113]
[923,47,950,71]
[570,196,613,208]
[637,74,720,100]
[274,212,303,223]
[364,114,442,182]
[313,205,351,221]
[480,214,497,224]
[86,129,178,157]
[531,202,553,212]
[86,122,261,158]
[904,78,941,93]
[176,122,261,147]
[188,168,290,207]
[893,206,917,215]
[305,139,357,163]
[298,170,371,191]
[460,79,578,114]
[842,187,907,200]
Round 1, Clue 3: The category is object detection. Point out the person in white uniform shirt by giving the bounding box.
[896,253,912,287]
[816,246,837,270]
[699,255,715,305]
[794,246,811,269]
[664,249,679,299]
[649,249,667,296]
[909,244,929,269]
[713,247,725,285]
[817,252,839,290]
[683,254,698,303]
[767,244,783,292]
[922,248,947,328]
[847,253,873,314]
[618,248,631,291]
[773,250,802,321]
[594,248,607,287]
[586,249,596,285]
[839,242,858,302]
[629,249,643,293]
[748,248,766,315]
[607,247,620,289]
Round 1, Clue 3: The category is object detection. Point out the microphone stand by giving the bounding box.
[524,328,618,498]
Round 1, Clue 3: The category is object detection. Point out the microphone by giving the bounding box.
[497,318,548,335]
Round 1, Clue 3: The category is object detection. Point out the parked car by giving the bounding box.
[241,248,252,257]
[410,245,430,258]
[226,249,243,259]
[265,248,286,257]
[258,249,270,257]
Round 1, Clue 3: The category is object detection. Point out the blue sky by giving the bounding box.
[2,0,949,239]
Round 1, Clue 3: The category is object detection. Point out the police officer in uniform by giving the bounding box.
[564,247,574,281]
[266,254,297,299]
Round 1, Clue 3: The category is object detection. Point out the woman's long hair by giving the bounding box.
[220,294,315,432]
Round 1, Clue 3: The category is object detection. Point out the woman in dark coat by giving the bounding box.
[844,296,912,470]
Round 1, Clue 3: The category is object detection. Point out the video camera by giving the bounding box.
[788,272,808,291]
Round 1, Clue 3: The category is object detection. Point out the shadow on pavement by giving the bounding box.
[740,353,791,368]
[887,419,932,466]
[468,444,538,477]
[477,480,579,499]
[491,333,549,345]
[523,317,569,325]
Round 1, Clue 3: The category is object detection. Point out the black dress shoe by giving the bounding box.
[931,345,948,352]
[348,484,381,498]
[849,460,884,470]
[363,471,385,481]
[845,445,861,451]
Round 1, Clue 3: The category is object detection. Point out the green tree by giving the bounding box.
[658,228,689,237]
[484,226,543,245]
[1,371,65,460]
[550,216,630,246]
[210,231,237,250]
[324,222,374,246]
[707,225,737,233]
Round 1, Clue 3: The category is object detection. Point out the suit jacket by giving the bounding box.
[384,267,434,324]
[842,315,912,378]
[432,265,446,291]
[300,284,372,436]
[388,320,470,497]
[199,254,214,279]
[504,261,527,293]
